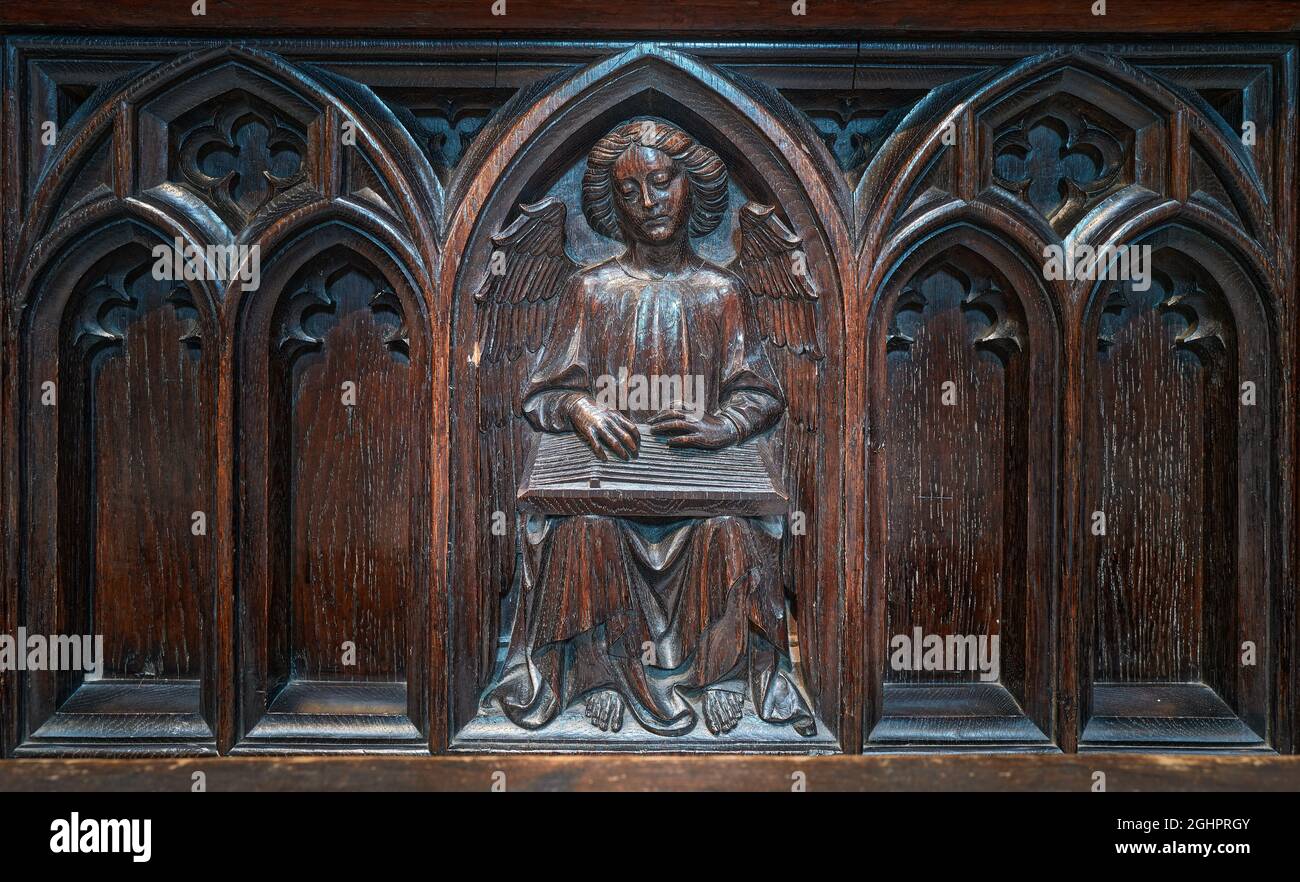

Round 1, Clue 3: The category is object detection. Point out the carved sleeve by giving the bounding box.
[522,275,591,432]
[716,279,785,441]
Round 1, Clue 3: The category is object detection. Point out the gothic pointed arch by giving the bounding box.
[230,218,432,753]
[13,209,223,754]
[442,44,851,749]
[860,50,1273,267]
[13,45,440,283]
[1075,221,1276,749]
[862,220,1061,749]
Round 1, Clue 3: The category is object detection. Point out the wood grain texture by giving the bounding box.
[866,229,1056,749]
[0,32,1295,764]
[237,229,431,754]
[4,753,1300,791]
[277,257,413,683]
[84,253,211,682]
[1080,230,1274,749]
[12,222,221,755]
[1090,269,1225,684]
[882,261,1021,682]
[856,44,1294,754]
[443,45,849,751]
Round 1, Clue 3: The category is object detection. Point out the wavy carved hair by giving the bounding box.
[581,118,729,240]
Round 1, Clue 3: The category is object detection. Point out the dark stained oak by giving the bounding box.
[0,24,1295,771]
[4,753,1300,792]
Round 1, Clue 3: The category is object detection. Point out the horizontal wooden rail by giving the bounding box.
[1,0,1299,36]
[4,754,1300,791]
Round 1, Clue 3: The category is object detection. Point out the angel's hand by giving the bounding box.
[566,396,640,461]
[647,409,740,450]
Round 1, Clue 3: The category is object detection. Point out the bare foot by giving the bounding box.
[793,717,817,737]
[703,689,744,735]
[584,689,624,732]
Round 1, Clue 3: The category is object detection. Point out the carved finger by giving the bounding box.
[665,432,711,448]
[611,409,640,435]
[578,424,608,461]
[598,424,629,460]
[596,425,632,460]
[613,413,641,450]
[647,408,691,425]
[607,421,639,457]
[649,419,695,436]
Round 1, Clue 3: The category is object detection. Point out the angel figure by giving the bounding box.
[477,118,822,737]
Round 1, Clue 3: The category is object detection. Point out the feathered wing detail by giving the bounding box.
[733,202,824,595]
[474,197,578,612]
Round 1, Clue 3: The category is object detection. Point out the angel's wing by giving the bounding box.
[475,198,577,603]
[734,202,824,593]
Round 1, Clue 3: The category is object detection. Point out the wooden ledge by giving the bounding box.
[2,753,1299,791]
[2,0,1298,36]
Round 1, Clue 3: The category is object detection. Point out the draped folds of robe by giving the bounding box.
[489,255,816,736]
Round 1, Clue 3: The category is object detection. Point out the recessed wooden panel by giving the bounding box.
[16,224,218,755]
[276,260,411,683]
[87,259,210,683]
[1079,229,1273,750]
[865,232,1056,750]
[235,233,429,753]
[1091,270,1225,684]
[882,261,1024,683]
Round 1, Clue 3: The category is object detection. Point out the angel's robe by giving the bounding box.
[490,255,815,736]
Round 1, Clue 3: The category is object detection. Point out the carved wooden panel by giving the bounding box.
[444,58,847,752]
[0,36,1294,759]
[866,233,1055,749]
[854,44,1293,754]
[235,233,430,753]
[13,221,219,755]
[1079,229,1273,748]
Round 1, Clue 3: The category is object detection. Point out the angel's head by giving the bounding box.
[582,118,728,246]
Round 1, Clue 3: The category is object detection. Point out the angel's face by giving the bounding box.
[611,145,691,244]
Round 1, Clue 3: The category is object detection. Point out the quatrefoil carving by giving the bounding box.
[178,97,309,228]
[993,108,1128,234]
